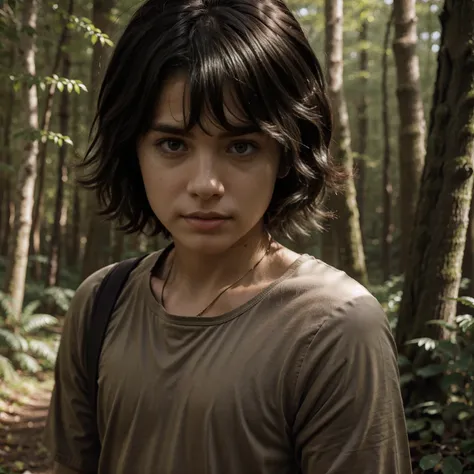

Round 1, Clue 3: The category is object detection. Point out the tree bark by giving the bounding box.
[30,0,74,280]
[67,91,82,268]
[324,0,368,285]
[46,32,72,287]
[0,47,15,257]
[355,19,368,236]
[392,0,426,273]
[81,0,116,279]
[4,0,40,318]
[397,0,474,357]
[382,12,394,282]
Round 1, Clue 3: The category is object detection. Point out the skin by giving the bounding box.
[137,73,300,316]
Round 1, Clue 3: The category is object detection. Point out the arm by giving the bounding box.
[44,267,111,474]
[293,295,412,474]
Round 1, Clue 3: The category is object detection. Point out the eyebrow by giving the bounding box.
[149,123,261,138]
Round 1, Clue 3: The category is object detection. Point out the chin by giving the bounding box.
[172,231,250,255]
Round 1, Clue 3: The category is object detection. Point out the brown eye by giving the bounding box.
[228,142,258,156]
[156,139,186,153]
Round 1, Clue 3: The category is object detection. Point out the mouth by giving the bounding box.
[182,213,231,231]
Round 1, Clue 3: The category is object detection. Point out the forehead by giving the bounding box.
[153,73,251,128]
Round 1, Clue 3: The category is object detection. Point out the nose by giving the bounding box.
[186,155,225,200]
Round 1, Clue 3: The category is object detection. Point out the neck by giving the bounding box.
[168,229,271,296]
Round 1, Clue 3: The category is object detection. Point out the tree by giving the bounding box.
[381,12,394,282]
[397,0,474,358]
[81,0,116,279]
[392,0,426,272]
[4,0,40,318]
[46,17,73,287]
[324,0,368,285]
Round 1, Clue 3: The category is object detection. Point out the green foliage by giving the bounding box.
[402,299,474,473]
[0,291,59,382]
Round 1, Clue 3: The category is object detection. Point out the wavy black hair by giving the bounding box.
[79,0,344,241]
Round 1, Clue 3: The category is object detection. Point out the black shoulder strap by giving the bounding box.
[85,255,148,430]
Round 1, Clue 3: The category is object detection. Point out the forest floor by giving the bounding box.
[0,375,53,474]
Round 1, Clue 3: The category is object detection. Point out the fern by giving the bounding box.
[0,328,28,352]
[43,286,75,312]
[28,339,57,364]
[12,352,41,373]
[23,314,58,333]
[22,300,41,318]
[0,354,17,382]
[0,291,14,320]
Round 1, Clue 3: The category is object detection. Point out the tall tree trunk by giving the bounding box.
[397,0,474,357]
[30,0,74,280]
[382,12,394,282]
[355,18,368,235]
[324,0,368,285]
[112,229,125,262]
[46,34,72,287]
[81,0,116,279]
[0,47,15,257]
[4,0,39,318]
[462,193,474,295]
[67,91,82,268]
[392,0,426,273]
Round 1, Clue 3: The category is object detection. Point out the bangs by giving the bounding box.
[143,9,318,151]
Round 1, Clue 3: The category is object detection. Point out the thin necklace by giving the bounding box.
[160,238,273,317]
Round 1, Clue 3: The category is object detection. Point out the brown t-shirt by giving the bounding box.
[44,250,412,474]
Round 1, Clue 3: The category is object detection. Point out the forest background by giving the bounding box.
[1,0,473,473]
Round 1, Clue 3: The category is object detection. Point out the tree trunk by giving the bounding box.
[30,0,74,280]
[0,47,15,257]
[112,229,125,262]
[46,35,72,287]
[392,0,426,273]
[81,0,116,279]
[462,193,474,295]
[67,92,82,268]
[355,19,368,236]
[4,0,39,318]
[324,0,368,285]
[397,0,474,357]
[382,12,394,283]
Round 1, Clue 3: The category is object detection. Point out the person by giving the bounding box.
[43,0,412,473]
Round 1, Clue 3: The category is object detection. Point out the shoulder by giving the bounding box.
[282,256,384,330]
[67,252,160,329]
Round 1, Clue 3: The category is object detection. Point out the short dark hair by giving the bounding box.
[79,0,343,242]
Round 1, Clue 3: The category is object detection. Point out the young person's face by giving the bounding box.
[137,74,281,254]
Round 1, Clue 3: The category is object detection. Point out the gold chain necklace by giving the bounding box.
[160,238,273,317]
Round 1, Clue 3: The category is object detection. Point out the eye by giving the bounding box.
[155,139,187,153]
[228,141,258,156]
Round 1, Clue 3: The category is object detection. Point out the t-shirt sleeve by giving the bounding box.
[292,294,412,474]
[43,265,113,473]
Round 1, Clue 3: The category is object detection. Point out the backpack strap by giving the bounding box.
[85,255,148,442]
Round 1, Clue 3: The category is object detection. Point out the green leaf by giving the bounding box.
[406,418,427,433]
[398,355,411,367]
[416,364,445,378]
[0,328,26,351]
[28,339,57,363]
[461,439,474,453]
[399,373,414,386]
[405,337,437,351]
[57,81,64,92]
[457,296,474,308]
[419,453,442,470]
[12,352,41,374]
[0,355,17,382]
[22,300,41,318]
[430,419,445,436]
[23,314,58,333]
[441,373,466,392]
[67,82,73,93]
[74,83,80,94]
[91,34,98,45]
[442,456,463,474]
